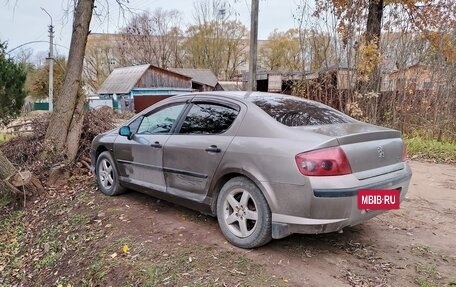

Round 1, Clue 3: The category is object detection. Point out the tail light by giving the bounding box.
[295,147,352,176]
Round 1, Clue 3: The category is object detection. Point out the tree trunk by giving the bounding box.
[0,150,44,201]
[366,0,384,44]
[44,0,95,163]
[365,0,384,93]
[357,0,384,122]
[65,90,86,162]
[0,150,17,182]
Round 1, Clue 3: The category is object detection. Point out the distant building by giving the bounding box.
[242,70,307,94]
[218,81,243,91]
[84,33,268,90]
[98,64,193,112]
[315,65,357,91]
[241,66,356,95]
[97,64,224,112]
[382,64,444,92]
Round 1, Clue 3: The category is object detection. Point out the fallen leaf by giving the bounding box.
[122,244,130,253]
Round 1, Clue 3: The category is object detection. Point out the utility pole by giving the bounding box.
[217,8,225,77]
[247,0,259,91]
[42,7,54,112]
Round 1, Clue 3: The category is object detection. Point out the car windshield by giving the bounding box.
[249,95,355,126]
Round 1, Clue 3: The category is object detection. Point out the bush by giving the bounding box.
[405,137,456,164]
[0,109,116,172]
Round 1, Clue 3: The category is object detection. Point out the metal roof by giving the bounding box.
[218,81,242,91]
[169,68,219,87]
[242,70,308,81]
[98,64,151,94]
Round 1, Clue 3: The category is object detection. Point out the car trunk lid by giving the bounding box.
[299,123,405,175]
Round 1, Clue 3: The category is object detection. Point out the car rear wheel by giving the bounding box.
[96,151,126,196]
[216,177,272,248]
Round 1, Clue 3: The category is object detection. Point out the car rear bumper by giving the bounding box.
[271,209,387,239]
[269,166,412,239]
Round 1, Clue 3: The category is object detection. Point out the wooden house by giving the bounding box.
[382,64,444,92]
[98,64,193,112]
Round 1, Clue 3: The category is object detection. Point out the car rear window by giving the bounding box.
[249,95,355,126]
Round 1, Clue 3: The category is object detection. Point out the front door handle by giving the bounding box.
[205,145,221,153]
[150,141,162,148]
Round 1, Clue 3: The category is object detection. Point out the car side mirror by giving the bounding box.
[119,126,133,140]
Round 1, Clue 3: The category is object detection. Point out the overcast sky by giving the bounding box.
[0,0,301,60]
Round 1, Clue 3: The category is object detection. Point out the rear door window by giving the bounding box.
[250,95,355,126]
[178,103,239,135]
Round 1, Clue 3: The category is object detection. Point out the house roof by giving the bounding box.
[169,68,219,87]
[218,81,243,91]
[98,64,151,94]
[242,70,308,81]
[318,65,354,73]
[389,64,430,75]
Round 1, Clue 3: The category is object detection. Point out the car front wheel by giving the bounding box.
[96,151,126,196]
[216,177,272,248]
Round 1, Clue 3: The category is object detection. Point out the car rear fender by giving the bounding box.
[208,167,274,215]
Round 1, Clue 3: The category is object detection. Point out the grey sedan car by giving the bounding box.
[91,91,412,248]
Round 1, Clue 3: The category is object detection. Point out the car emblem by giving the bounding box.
[377,146,385,158]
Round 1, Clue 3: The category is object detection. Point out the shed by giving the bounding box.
[242,70,307,94]
[384,64,443,92]
[98,64,193,112]
[218,81,243,91]
[168,68,222,91]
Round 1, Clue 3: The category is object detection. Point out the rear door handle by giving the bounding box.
[150,141,162,148]
[205,145,221,153]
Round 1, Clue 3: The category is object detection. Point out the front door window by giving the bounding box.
[137,104,185,135]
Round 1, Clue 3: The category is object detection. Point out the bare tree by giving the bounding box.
[314,0,456,92]
[291,0,456,140]
[83,34,117,93]
[44,0,95,163]
[27,57,68,100]
[259,29,301,71]
[184,0,248,80]
[43,0,130,163]
[117,8,184,68]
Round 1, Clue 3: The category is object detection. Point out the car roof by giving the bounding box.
[174,91,296,103]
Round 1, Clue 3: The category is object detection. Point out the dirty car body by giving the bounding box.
[91,92,412,248]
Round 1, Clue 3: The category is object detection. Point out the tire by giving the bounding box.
[216,177,272,248]
[95,151,126,196]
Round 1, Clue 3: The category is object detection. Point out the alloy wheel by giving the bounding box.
[223,188,259,238]
[99,158,114,189]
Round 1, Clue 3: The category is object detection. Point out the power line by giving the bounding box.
[6,41,68,54]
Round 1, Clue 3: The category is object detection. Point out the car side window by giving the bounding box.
[128,116,143,134]
[136,104,185,135]
[179,103,239,135]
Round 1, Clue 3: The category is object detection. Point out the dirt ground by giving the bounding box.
[2,160,456,286]
[104,161,456,286]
